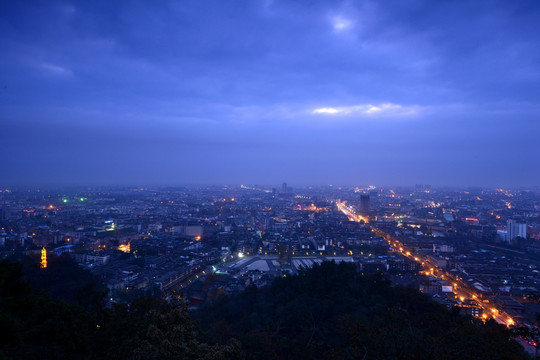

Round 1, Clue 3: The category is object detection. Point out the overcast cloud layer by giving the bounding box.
[1,0,539,187]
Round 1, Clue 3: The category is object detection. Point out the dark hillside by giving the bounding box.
[197,261,529,360]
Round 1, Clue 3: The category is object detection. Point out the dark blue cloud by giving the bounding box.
[1,0,539,186]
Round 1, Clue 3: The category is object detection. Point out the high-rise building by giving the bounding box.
[281,182,288,193]
[507,220,526,241]
[360,195,370,214]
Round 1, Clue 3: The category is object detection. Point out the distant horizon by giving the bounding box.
[1,182,538,191]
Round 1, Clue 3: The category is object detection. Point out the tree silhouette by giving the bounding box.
[197,261,530,360]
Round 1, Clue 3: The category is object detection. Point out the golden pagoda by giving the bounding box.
[40,247,47,268]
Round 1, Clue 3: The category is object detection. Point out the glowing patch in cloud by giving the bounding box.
[365,105,382,114]
[313,107,340,114]
[312,103,420,117]
[332,16,352,31]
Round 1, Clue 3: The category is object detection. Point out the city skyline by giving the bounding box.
[2,1,540,187]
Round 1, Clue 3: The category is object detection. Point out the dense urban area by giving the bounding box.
[1,184,540,357]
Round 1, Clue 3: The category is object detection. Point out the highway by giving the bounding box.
[336,202,540,354]
[336,201,516,327]
[370,227,519,326]
[336,200,369,223]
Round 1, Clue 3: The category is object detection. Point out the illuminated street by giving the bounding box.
[337,202,517,327]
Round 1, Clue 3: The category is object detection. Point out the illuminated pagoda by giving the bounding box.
[40,247,47,268]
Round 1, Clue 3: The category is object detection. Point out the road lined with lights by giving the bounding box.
[370,227,517,326]
[336,201,517,328]
[336,200,369,223]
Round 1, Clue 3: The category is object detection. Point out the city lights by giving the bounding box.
[0,0,538,356]
[2,184,537,356]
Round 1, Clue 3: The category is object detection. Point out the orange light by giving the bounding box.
[118,243,130,253]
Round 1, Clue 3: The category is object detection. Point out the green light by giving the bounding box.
[80,197,84,202]
[62,199,68,203]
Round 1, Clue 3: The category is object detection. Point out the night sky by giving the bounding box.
[1,1,539,187]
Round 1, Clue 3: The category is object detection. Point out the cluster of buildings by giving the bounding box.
[364,186,540,328]
[0,185,539,327]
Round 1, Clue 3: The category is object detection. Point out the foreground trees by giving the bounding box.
[0,258,240,360]
[0,257,531,359]
[197,261,529,360]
